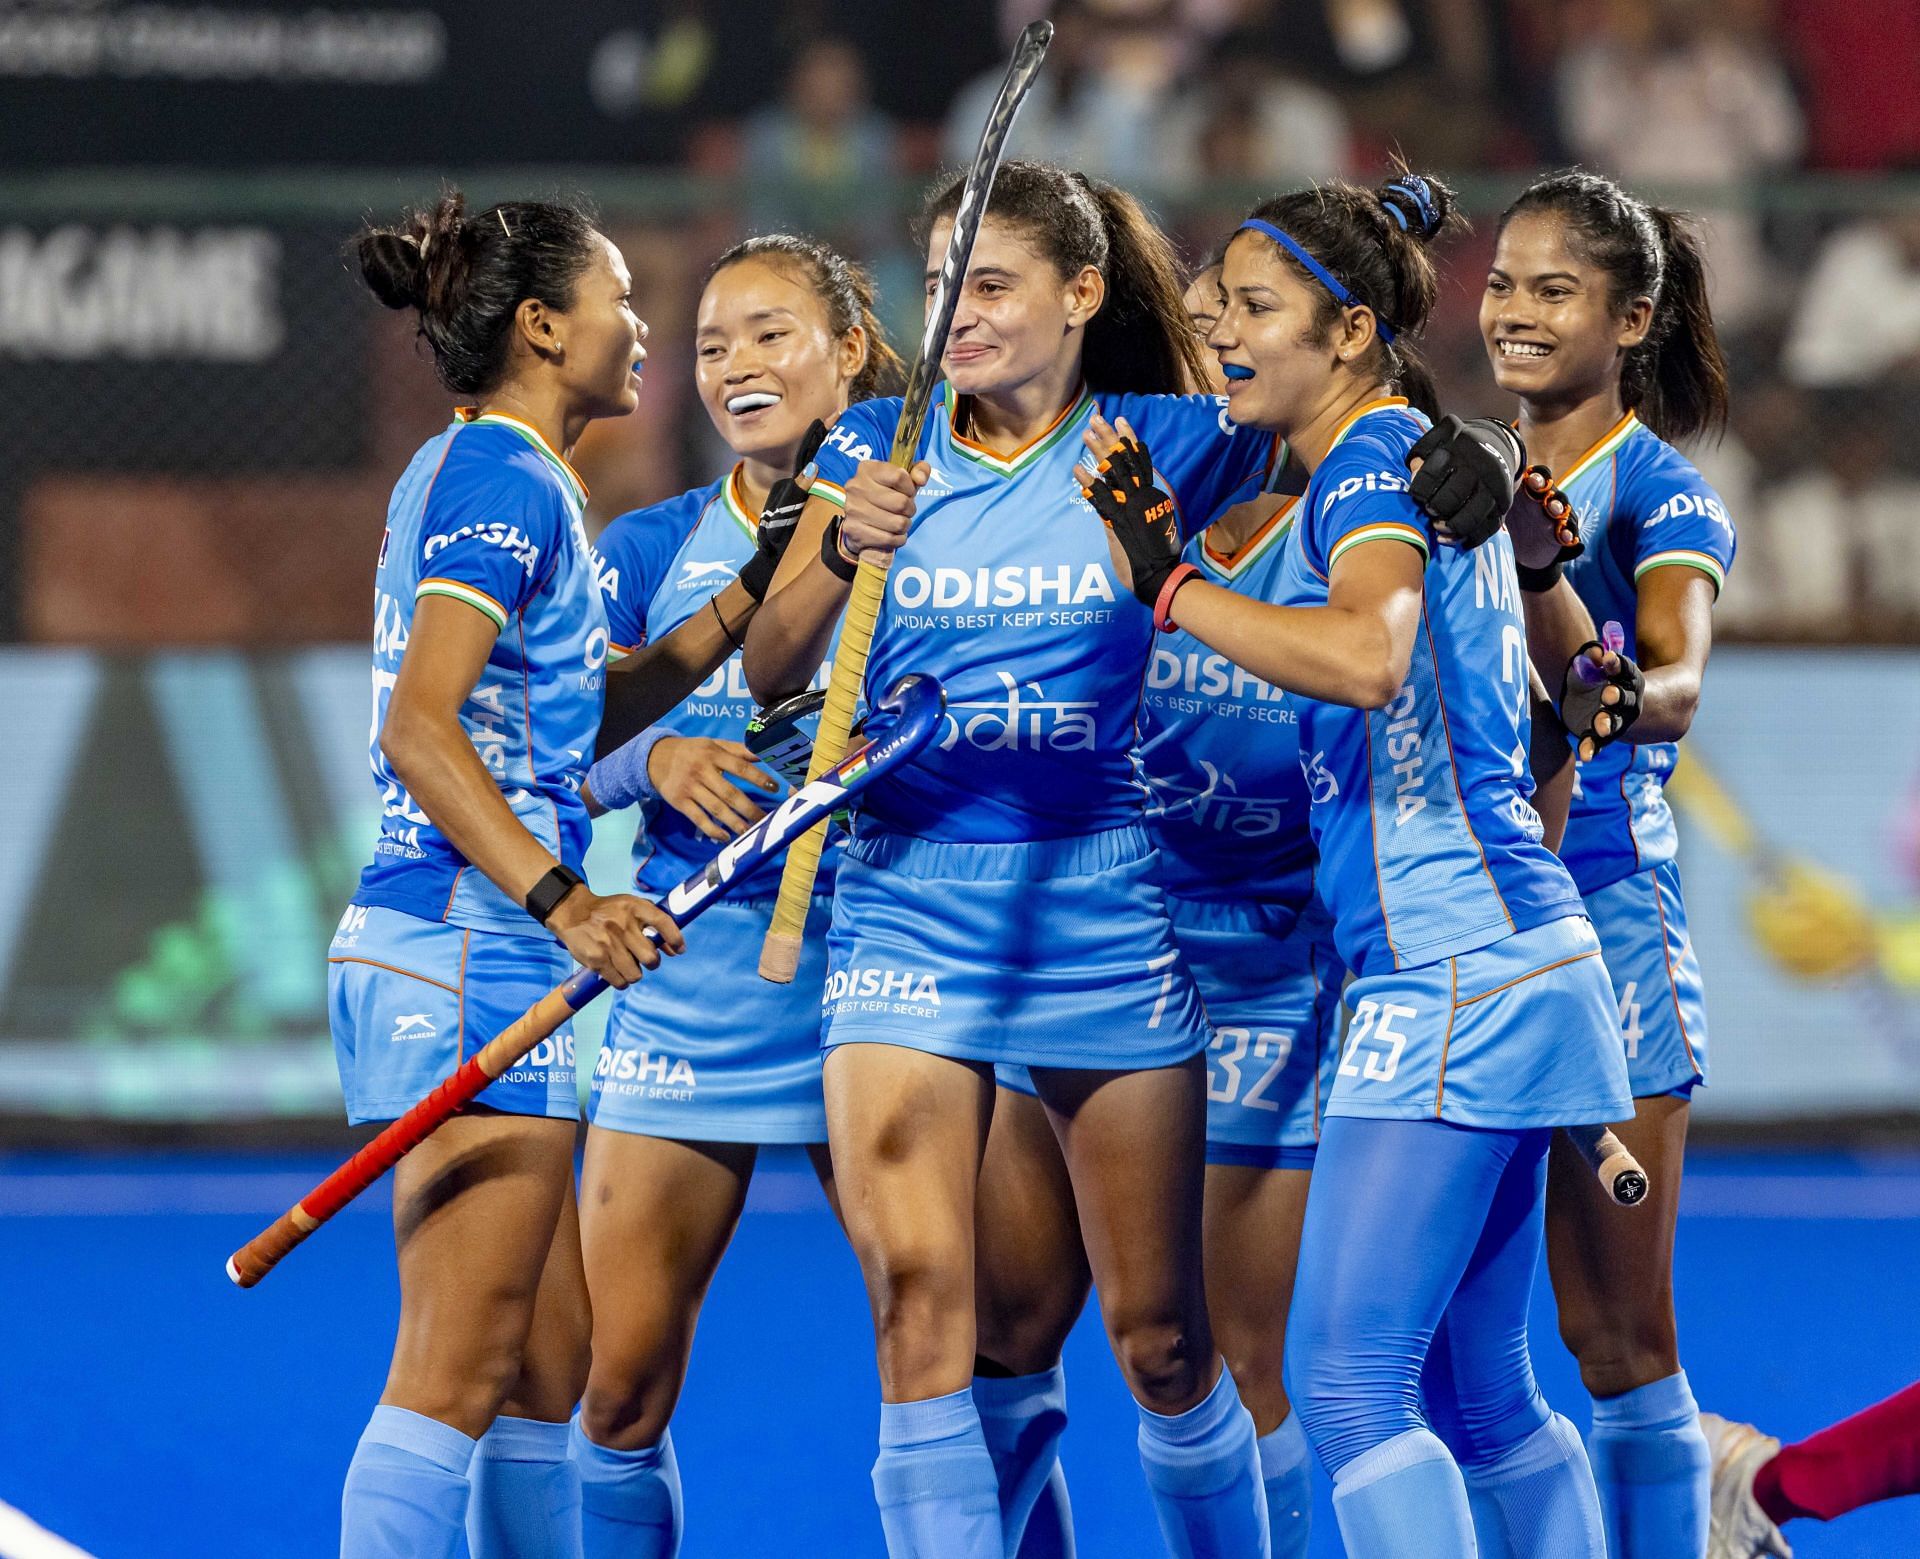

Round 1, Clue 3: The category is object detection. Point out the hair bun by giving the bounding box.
[1379,174,1450,244]
[356,229,430,311]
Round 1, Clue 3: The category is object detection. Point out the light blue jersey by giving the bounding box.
[1557,413,1736,896]
[810,384,1276,1072]
[1273,399,1585,981]
[589,467,840,1143]
[1142,499,1317,910]
[596,468,840,898]
[807,384,1279,843]
[352,410,609,937]
[1142,497,1342,1160]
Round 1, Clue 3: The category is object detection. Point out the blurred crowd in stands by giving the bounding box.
[655,0,1920,640]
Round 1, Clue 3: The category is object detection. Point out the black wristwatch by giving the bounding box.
[525,864,585,925]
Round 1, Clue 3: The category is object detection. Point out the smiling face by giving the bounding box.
[548,233,647,419]
[1182,265,1227,396]
[924,215,1103,400]
[1206,228,1351,435]
[1481,210,1652,412]
[695,256,863,465]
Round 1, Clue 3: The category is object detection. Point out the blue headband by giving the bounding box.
[1238,218,1398,345]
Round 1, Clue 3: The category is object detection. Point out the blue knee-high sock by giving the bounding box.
[1135,1367,1270,1559]
[341,1405,477,1559]
[973,1368,1073,1558]
[1015,1461,1076,1559]
[1586,1370,1709,1559]
[465,1415,579,1559]
[1461,1412,1605,1559]
[569,1417,682,1559]
[1330,1428,1475,1559]
[1257,1412,1312,1559]
[871,1390,1003,1559]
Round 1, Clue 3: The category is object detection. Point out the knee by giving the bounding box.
[579,1368,670,1451]
[1214,1316,1291,1436]
[386,1324,529,1434]
[1283,1320,1423,1476]
[1103,1296,1211,1412]
[976,1272,1087,1376]
[1557,1300,1680,1398]
[862,1241,976,1392]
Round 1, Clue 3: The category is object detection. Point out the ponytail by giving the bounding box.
[1500,171,1729,443]
[919,160,1203,396]
[706,233,907,402]
[1079,179,1211,394]
[1632,206,1729,443]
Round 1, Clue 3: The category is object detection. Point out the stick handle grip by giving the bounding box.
[760,554,890,981]
[226,975,598,1286]
[1563,1123,1649,1206]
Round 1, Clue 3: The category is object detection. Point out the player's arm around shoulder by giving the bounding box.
[1078,409,1422,709]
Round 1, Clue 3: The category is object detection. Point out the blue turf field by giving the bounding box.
[4,1148,1918,1557]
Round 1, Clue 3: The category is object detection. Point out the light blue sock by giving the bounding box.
[569,1417,682,1559]
[1257,1412,1312,1559]
[341,1404,476,1559]
[973,1367,1072,1558]
[1015,1461,1076,1559]
[1586,1370,1710,1559]
[1462,1412,1606,1559]
[1329,1428,1474,1559]
[871,1390,1003,1559]
[465,1415,579,1559]
[1135,1367,1270,1559]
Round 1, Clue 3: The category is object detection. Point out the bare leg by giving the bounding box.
[1031,1060,1214,1413]
[1550,1092,1708,1559]
[1033,1059,1268,1555]
[1547,1093,1690,1397]
[976,1085,1091,1375]
[576,1131,757,1448]
[383,1113,581,1436]
[1202,1163,1310,1436]
[975,1084,1091,1557]
[825,1041,996,1400]
[827,1041,1001,1558]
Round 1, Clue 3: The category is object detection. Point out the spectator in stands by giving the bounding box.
[1159,31,1353,185]
[1784,204,1920,390]
[1556,0,1802,326]
[743,38,899,192]
[941,0,1190,182]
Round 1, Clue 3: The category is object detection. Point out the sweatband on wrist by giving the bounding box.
[1154,563,1201,632]
[586,726,670,811]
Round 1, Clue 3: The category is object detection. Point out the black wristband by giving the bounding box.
[821,514,859,583]
[524,864,584,925]
[1516,559,1563,593]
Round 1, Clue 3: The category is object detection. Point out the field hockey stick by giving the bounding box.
[227,673,947,1288]
[1564,1123,1649,1206]
[757,19,1054,982]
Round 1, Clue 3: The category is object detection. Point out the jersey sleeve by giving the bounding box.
[1116,393,1281,543]
[1631,467,1736,597]
[1302,428,1433,577]
[414,469,567,633]
[806,398,905,509]
[595,502,697,657]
